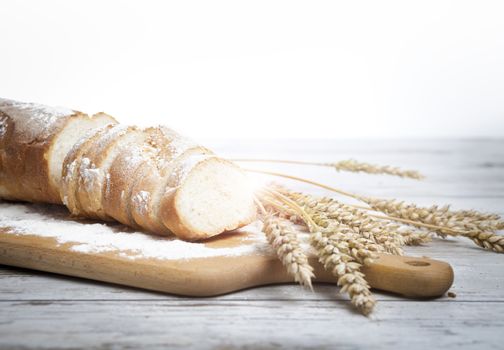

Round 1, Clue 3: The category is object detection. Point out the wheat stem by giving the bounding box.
[260,187,318,229]
[234,158,424,179]
[246,169,360,200]
[254,196,267,215]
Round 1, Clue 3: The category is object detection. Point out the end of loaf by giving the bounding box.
[160,158,257,241]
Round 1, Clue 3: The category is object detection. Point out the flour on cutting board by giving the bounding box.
[0,202,274,260]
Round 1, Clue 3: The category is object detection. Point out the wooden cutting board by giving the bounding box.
[0,202,454,298]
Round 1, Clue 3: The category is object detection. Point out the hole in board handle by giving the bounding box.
[405,260,431,267]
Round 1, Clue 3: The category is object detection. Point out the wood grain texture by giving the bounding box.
[1,139,503,350]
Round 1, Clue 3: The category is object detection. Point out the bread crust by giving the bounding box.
[0,99,80,203]
[0,110,15,200]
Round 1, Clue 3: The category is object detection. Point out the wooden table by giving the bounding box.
[1,139,503,349]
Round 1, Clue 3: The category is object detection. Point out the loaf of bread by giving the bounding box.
[0,98,257,241]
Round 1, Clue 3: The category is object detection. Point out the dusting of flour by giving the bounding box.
[0,98,74,142]
[0,202,273,260]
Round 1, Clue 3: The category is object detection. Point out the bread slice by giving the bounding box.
[76,125,146,220]
[159,155,257,241]
[61,122,117,215]
[129,128,212,235]
[49,112,117,201]
[0,98,115,204]
[103,127,159,227]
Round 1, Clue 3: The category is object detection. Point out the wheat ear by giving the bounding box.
[396,228,433,246]
[261,214,315,289]
[309,218,377,315]
[362,196,504,252]
[362,197,503,233]
[328,159,424,179]
[457,231,504,253]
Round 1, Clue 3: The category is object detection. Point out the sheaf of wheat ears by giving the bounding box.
[258,188,378,315]
[260,188,384,260]
[281,185,434,246]
[263,189,432,248]
[248,169,504,253]
[276,188,405,256]
[250,158,502,315]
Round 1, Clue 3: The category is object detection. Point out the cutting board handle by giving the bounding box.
[359,253,454,298]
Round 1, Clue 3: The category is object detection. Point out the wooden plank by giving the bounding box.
[1,300,503,350]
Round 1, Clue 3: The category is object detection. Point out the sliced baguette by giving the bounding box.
[1,97,257,241]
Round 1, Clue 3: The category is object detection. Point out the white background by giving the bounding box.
[1,0,503,139]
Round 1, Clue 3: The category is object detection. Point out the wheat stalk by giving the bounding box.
[328,159,424,180]
[258,188,378,315]
[250,170,504,253]
[457,231,504,253]
[289,193,380,315]
[261,214,315,289]
[310,227,376,315]
[362,197,503,232]
[362,196,504,252]
[233,158,424,179]
[257,196,315,289]
[250,157,502,315]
